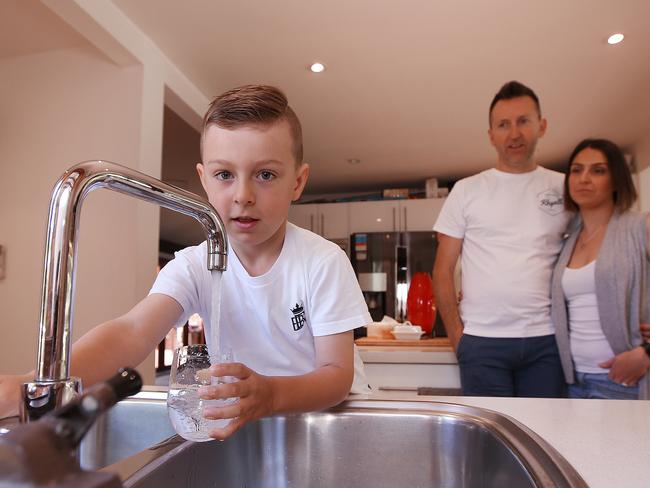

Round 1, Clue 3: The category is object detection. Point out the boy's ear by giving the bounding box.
[196,163,208,194]
[292,163,310,201]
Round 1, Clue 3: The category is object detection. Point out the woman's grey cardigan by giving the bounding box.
[550,211,650,400]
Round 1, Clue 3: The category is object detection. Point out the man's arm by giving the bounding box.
[200,330,355,439]
[433,234,464,352]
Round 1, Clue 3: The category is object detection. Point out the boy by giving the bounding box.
[0,85,372,439]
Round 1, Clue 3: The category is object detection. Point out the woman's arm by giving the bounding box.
[641,214,650,341]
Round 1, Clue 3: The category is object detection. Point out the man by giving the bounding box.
[433,81,570,397]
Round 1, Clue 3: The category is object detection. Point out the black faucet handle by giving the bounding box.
[106,367,143,403]
[0,368,139,487]
[44,368,143,449]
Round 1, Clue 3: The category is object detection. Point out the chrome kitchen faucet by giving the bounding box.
[20,161,227,422]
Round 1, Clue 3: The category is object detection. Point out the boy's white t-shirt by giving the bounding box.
[434,166,570,338]
[150,223,372,393]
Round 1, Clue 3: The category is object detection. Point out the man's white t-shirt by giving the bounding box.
[150,223,372,393]
[434,166,570,338]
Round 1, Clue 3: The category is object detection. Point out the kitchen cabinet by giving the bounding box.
[400,198,446,232]
[288,202,349,240]
[288,203,318,233]
[348,198,446,233]
[347,200,399,233]
[358,346,461,390]
[289,197,446,238]
[364,362,461,390]
[318,203,349,239]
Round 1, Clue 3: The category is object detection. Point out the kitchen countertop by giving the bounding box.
[95,386,648,487]
[356,337,456,364]
[364,390,650,488]
[356,339,647,486]
[355,336,460,390]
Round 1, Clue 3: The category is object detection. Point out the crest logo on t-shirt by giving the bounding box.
[537,188,564,216]
[290,302,306,331]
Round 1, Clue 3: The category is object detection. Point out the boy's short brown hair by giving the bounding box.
[202,85,303,164]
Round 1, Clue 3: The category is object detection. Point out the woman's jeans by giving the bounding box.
[569,371,639,400]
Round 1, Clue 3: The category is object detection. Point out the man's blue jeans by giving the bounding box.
[569,371,639,400]
[456,334,566,397]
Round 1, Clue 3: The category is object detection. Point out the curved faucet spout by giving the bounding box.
[21,160,227,422]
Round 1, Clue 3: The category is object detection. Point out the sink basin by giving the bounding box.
[87,391,587,488]
[80,389,175,470]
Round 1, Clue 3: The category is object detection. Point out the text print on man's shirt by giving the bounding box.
[538,188,564,216]
[291,301,307,331]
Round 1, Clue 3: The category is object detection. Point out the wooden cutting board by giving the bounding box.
[355,337,451,348]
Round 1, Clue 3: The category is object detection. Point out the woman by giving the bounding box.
[551,138,650,399]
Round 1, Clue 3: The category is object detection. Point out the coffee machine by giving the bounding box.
[358,272,388,322]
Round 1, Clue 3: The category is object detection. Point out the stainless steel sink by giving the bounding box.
[86,391,588,488]
[80,390,175,470]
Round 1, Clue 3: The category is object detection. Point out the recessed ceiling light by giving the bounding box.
[310,62,325,73]
[607,33,624,45]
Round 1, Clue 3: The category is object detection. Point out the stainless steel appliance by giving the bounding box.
[350,231,444,335]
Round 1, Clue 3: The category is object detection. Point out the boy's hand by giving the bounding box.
[198,362,275,440]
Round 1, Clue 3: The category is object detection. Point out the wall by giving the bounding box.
[0,45,157,380]
[158,105,203,248]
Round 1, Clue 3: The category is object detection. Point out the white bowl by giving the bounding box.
[391,330,424,341]
[393,324,422,334]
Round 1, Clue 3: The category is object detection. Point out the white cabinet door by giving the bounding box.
[348,200,399,233]
[289,203,349,239]
[400,198,446,232]
[363,363,461,389]
[288,203,319,233]
[292,198,447,236]
[318,202,349,239]
[359,348,461,389]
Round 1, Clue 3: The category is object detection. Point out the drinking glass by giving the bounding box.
[166,344,235,442]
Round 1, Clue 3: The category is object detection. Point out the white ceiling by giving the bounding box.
[0,0,87,59]
[4,0,650,195]
[112,0,650,195]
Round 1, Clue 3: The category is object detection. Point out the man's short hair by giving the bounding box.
[489,81,541,124]
[202,84,303,163]
[563,138,637,212]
